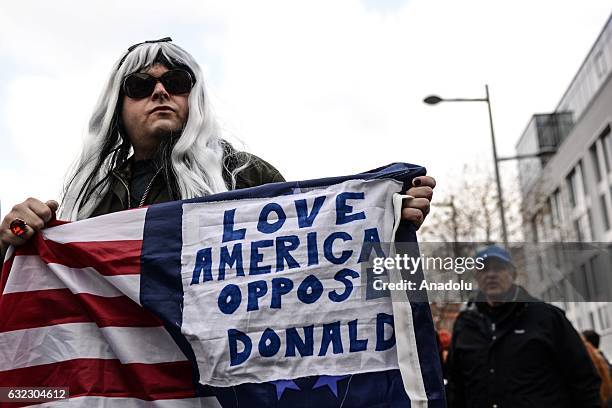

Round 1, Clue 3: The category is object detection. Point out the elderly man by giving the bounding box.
[446,245,601,408]
[0,38,436,406]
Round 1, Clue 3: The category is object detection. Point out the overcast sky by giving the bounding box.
[0,1,610,220]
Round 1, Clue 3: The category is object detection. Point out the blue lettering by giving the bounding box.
[329,268,359,302]
[222,209,246,243]
[349,319,368,352]
[295,196,326,228]
[191,248,212,284]
[357,227,386,262]
[275,235,300,271]
[257,202,286,234]
[324,232,353,264]
[307,232,319,266]
[219,244,244,279]
[318,321,343,356]
[218,284,242,314]
[228,329,252,366]
[271,277,294,309]
[247,280,268,311]
[249,240,273,275]
[258,328,281,357]
[336,192,366,225]
[285,325,314,357]
[375,313,395,351]
[297,274,324,304]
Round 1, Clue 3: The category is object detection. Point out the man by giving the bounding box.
[0,37,434,255]
[0,38,437,405]
[447,245,601,408]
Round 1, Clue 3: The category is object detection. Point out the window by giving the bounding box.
[566,169,577,207]
[542,200,553,236]
[579,160,588,196]
[595,50,607,78]
[553,242,562,268]
[590,142,602,182]
[601,194,610,231]
[574,219,583,242]
[579,264,591,298]
[547,197,555,227]
[551,188,563,226]
[601,125,611,173]
[531,215,539,243]
[598,306,611,330]
[587,209,594,240]
[586,256,600,299]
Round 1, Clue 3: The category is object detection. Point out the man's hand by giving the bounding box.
[0,198,59,252]
[402,176,435,230]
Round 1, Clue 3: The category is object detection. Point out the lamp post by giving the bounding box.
[424,85,509,245]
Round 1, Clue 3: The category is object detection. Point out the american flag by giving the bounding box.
[0,209,220,407]
[0,163,445,408]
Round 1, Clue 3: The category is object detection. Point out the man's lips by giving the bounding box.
[150,106,174,113]
[484,280,500,288]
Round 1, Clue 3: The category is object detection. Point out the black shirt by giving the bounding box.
[129,160,159,208]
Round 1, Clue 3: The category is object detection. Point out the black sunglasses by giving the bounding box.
[122,69,194,99]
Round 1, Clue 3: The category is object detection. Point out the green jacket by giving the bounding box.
[90,145,285,217]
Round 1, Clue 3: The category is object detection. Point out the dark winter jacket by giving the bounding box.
[90,143,285,217]
[446,286,601,408]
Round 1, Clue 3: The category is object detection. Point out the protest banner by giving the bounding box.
[0,163,445,407]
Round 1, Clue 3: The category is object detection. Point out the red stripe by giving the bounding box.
[0,289,162,332]
[12,236,141,276]
[0,253,14,295]
[12,239,39,257]
[47,220,71,228]
[0,359,196,401]
[32,234,142,276]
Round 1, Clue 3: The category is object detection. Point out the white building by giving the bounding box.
[516,13,612,355]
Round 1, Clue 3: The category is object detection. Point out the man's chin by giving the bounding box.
[484,288,503,298]
[150,123,183,138]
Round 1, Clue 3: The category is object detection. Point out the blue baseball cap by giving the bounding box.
[475,245,512,264]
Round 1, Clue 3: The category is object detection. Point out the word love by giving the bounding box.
[190,192,386,284]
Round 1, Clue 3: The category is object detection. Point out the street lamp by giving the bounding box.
[424,85,509,245]
[497,148,556,162]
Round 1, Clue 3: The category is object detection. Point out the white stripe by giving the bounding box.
[2,245,14,263]
[388,193,428,408]
[3,256,140,303]
[0,322,187,371]
[42,208,147,243]
[389,285,428,408]
[32,396,222,408]
[99,326,187,364]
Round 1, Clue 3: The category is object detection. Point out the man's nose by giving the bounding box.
[151,81,169,100]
